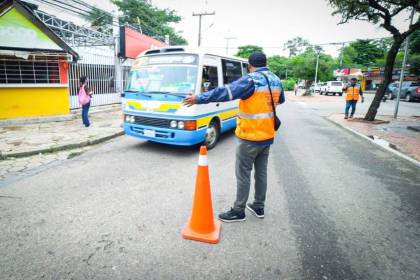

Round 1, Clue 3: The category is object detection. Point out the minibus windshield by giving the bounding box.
[126,54,198,95]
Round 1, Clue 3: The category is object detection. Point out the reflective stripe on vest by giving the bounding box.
[235,71,281,142]
[238,112,274,119]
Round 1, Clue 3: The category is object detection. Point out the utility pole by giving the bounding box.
[314,51,320,85]
[113,10,122,96]
[394,7,415,119]
[224,37,236,55]
[339,42,345,68]
[192,11,215,47]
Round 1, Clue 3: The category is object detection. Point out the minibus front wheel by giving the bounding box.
[204,119,220,149]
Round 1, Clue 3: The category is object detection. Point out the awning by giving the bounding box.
[0,0,79,61]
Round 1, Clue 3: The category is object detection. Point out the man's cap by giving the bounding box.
[350,77,357,81]
[248,52,267,67]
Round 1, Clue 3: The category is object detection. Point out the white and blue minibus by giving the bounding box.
[122,47,249,149]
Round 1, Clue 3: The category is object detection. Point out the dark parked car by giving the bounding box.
[391,81,420,102]
[383,82,397,101]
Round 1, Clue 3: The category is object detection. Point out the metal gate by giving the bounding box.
[69,63,131,109]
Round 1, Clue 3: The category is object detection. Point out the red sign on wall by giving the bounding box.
[119,26,168,59]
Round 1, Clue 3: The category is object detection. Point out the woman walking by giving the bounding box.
[78,76,93,127]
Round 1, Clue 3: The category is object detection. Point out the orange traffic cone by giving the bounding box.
[182,146,221,244]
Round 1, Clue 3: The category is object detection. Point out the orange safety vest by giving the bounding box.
[346,84,361,101]
[235,71,281,141]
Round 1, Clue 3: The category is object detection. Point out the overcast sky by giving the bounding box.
[151,0,415,57]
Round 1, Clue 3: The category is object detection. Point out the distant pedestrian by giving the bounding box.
[78,76,93,127]
[183,52,285,222]
[294,83,298,96]
[343,78,364,119]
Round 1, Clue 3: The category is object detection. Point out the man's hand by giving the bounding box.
[183,94,197,107]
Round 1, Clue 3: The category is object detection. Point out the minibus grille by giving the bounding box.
[133,116,171,128]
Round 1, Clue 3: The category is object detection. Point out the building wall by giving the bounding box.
[0,86,69,119]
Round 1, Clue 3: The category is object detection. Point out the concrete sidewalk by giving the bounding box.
[0,106,124,159]
[328,114,420,163]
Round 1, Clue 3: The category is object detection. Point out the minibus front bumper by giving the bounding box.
[124,122,207,146]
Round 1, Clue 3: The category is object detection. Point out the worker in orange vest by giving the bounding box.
[343,78,364,119]
[183,52,285,222]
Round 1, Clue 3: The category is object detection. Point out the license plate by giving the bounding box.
[144,129,155,137]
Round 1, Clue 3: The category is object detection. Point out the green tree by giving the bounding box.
[84,7,113,33]
[409,29,420,53]
[341,39,385,67]
[287,49,335,87]
[267,55,290,79]
[408,30,420,76]
[112,0,187,45]
[235,45,263,59]
[327,0,420,121]
[283,37,310,57]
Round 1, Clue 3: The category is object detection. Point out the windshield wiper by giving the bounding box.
[147,91,189,97]
[125,90,152,97]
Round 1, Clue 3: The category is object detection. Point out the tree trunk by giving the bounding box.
[364,37,404,121]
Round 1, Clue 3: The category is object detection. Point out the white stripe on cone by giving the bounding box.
[198,155,208,166]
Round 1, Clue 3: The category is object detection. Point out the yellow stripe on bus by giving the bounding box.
[196,109,238,128]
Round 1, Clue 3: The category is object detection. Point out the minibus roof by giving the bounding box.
[137,46,248,62]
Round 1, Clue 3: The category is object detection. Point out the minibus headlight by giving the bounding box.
[170,120,178,128]
[177,121,185,129]
[126,115,135,123]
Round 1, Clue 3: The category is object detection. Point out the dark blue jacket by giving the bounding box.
[196,67,285,145]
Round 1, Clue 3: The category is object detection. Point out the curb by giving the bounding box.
[0,105,121,127]
[325,116,420,168]
[0,131,124,160]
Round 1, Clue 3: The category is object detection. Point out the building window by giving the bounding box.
[222,59,242,84]
[0,58,60,84]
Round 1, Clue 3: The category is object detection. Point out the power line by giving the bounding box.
[51,0,93,15]
[35,0,90,17]
[203,36,393,50]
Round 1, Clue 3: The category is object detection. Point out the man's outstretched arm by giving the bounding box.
[183,76,254,106]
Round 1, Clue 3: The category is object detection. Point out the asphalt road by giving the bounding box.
[1,101,419,280]
[302,92,419,117]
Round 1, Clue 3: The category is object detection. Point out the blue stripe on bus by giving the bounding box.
[124,107,238,120]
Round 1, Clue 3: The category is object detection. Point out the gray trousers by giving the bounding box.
[233,140,270,211]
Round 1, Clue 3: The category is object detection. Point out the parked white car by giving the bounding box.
[321,81,344,96]
[313,83,323,93]
[318,82,327,94]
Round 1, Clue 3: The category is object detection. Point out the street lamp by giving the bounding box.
[394,7,415,119]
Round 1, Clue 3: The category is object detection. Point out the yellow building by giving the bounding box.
[0,0,78,119]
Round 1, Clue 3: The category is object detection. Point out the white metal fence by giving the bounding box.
[68,47,131,109]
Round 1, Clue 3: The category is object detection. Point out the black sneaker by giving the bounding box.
[218,208,246,222]
[349,115,354,118]
[344,115,349,119]
[246,204,264,218]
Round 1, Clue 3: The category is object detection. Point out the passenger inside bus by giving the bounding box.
[202,65,218,92]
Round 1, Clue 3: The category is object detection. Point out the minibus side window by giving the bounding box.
[222,59,242,84]
[242,63,249,75]
[202,65,218,92]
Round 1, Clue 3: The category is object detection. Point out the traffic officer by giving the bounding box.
[343,77,364,119]
[183,52,285,222]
